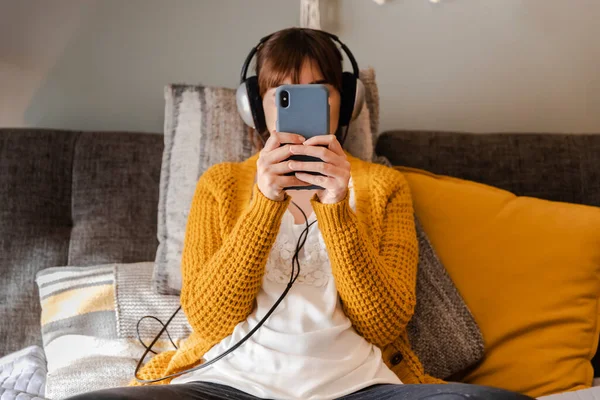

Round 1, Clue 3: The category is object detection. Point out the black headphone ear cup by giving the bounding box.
[339,72,357,127]
[245,76,266,134]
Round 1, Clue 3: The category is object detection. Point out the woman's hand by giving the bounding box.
[257,131,309,201]
[288,134,350,204]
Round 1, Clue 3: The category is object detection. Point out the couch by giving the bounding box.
[1,128,599,398]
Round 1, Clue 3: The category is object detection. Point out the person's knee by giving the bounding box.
[419,395,471,400]
[424,383,533,400]
[63,387,147,400]
[64,393,119,400]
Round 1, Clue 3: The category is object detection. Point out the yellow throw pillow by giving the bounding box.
[396,166,600,398]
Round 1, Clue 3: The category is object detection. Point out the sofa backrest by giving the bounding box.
[376,130,600,207]
[0,129,163,356]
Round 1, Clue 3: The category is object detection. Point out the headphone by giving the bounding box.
[236,28,365,137]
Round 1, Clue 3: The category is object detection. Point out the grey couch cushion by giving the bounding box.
[410,216,484,379]
[69,131,162,265]
[0,129,163,357]
[374,155,484,379]
[1,130,74,357]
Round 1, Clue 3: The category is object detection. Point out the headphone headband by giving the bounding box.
[239,29,359,84]
[236,28,365,137]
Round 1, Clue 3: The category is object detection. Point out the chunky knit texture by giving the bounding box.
[130,150,444,386]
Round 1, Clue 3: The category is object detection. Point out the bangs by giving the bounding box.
[259,53,310,97]
[256,28,343,98]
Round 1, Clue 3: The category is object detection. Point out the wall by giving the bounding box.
[1,0,599,134]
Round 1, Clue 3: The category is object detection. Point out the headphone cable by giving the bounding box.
[134,200,315,384]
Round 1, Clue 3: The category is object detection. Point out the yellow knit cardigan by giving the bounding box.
[129,150,444,386]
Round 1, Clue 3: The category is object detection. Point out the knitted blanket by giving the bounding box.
[0,345,48,400]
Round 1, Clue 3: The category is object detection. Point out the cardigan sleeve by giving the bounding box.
[180,175,290,343]
[310,174,418,348]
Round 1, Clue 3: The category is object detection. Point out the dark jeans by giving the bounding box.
[64,381,535,400]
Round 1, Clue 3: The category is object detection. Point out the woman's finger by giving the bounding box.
[294,172,336,191]
[286,161,347,180]
[262,131,305,152]
[268,159,298,176]
[302,134,345,157]
[276,175,312,189]
[260,144,296,166]
[287,144,340,164]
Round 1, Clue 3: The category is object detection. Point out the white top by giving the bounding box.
[171,177,402,399]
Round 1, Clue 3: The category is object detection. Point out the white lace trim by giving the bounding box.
[265,178,356,287]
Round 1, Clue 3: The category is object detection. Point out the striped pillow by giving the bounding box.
[36,262,190,399]
[38,265,117,347]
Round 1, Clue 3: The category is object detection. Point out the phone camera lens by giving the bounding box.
[280,90,289,108]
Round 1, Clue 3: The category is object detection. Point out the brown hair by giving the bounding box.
[248,28,344,148]
[256,28,343,97]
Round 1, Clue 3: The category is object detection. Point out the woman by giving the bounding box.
[67,28,533,400]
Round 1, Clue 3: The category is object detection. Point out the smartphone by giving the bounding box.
[276,84,329,190]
